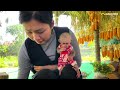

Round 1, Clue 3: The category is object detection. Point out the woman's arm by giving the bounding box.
[34,65,58,72]
[18,43,31,79]
[43,65,58,70]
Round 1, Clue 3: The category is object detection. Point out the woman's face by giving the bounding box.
[23,19,54,44]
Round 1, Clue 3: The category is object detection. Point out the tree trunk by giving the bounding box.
[54,11,59,26]
[94,29,101,62]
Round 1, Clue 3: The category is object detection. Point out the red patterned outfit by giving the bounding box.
[57,44,77,71]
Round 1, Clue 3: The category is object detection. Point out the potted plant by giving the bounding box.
[92,61,114,79]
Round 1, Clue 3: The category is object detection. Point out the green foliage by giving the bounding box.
[91,61,112,75]
[108,37,120,45]
[100,39,109,47]
[87,41,95,48]
[0,36,2,40]
[0,45,9,57]
[6,24,24,36]
[100,37,120,47]
[0,56,18,68]
[82,56,109,62]
[53,11,90,31]
[80,47,110,62]
[6,24,25,56]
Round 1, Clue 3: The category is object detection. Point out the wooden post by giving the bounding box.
[54,11,59,26]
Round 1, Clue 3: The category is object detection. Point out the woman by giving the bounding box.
[18,11,82,79]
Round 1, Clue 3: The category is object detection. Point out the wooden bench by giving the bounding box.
[0,72,9,79]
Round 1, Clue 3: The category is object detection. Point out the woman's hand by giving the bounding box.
[34,66,44,72]
[34,65,58,72]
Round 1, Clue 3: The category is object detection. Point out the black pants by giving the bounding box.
[32,64,82,79]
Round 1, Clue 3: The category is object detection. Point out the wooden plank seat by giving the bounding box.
[0,72,9,79]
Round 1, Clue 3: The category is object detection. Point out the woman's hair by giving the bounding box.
[19,11,53,26]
